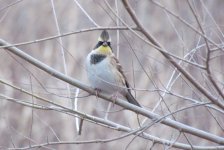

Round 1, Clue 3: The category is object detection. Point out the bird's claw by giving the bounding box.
[94,88,101,98]
[110,92,119,107]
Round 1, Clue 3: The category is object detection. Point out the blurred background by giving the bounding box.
[0,0,224,149]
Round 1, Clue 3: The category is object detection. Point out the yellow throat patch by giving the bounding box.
[96,45,112,55]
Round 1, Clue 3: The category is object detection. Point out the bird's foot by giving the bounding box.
[110,92,119,107]
[94,88,101,98]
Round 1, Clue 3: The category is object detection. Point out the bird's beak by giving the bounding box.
[102,42,108,47]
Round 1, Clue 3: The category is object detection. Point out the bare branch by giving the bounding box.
[1,39,224,144]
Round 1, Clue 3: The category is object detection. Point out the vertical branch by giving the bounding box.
[115,0,120,58]
[28,76,34,147]
[50,0,80,133]
[74,88,80,132]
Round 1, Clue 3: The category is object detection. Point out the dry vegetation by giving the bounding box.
[0,0,224,149]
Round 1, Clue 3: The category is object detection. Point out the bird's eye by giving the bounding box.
[107,42,111,46]
[98,41,103,45]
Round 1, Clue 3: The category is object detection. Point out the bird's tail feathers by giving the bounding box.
[125,92,141,107]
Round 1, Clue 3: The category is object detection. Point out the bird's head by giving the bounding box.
[93,30,112,55]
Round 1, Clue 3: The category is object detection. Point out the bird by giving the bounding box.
[86,30,141,107]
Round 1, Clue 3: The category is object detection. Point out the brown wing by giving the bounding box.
[110,54,141,107]
[109,54,130,90]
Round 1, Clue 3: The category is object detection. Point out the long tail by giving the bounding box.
[125,92,141,107]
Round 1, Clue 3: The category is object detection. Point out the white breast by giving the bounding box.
[86,52,120,94]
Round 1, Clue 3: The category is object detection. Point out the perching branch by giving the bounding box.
[1,38,224,145]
